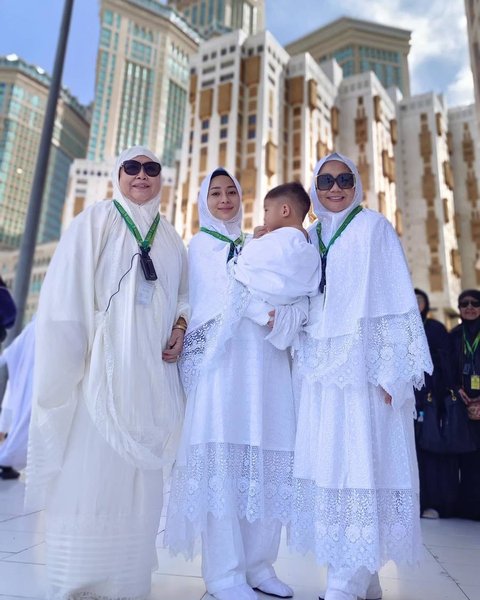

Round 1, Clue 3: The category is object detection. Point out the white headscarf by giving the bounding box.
[310,152,363,245]
[197,168,243,238]
[112,145,163,232]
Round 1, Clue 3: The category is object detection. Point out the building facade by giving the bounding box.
[396,93,462,324]
[448,103,480,288]
[88,0,201,164]
[0,55,89,250]
[286,17,411,97]
[167,0,265,37]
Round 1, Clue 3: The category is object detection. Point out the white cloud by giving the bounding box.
[446,63,475,107]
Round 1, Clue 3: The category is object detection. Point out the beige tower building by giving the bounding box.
[286,17,411,97]
[0,55,89,250]
[396,93,461,323]
[88,0,200,164]
[167,0,265,37]
[448,104,480,288]
[465,0,480,123]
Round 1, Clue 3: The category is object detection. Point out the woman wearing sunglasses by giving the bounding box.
[290,152,432,600]
[26,145,189,600]
[450,289,480,520]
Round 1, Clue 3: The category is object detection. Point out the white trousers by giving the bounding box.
[201,515,282,594]
[326,565,372,598]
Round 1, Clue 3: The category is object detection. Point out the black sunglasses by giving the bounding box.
[459,299,480,308]
[316,172,355,191]
[121,159,162,177]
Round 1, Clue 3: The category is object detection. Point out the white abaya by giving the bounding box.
[290,153,432,585]
[0,319,35,469]
[164,169,297,595]
[26,146,189,600]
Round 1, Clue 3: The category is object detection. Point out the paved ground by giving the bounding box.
[0,477,479,599]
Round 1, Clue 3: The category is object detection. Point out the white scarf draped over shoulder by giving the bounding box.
[298,152,432,405]
[26,146,189,509]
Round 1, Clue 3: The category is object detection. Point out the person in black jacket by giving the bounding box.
[450,289,480,520]
[414,289,459,518]
[0,276,16,344]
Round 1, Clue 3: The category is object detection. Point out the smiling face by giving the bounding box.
[119,154,162,205]
[206,174,241,221]
[459,295,480,321]
[316,160,356,213]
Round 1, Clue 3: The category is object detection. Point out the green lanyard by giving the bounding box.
[463,329,480,360]
[200,227,244,262]
[316,205,363,293]
[113,200,160,252]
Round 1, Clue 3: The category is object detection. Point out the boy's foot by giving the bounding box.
[0,466,20,480]
[255,576,293,597]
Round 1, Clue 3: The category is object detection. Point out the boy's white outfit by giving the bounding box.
[234,227,320,349]
[0,319,35,470]
[290,153,433,600]
[165,170,309,599]
[26,146,189,600]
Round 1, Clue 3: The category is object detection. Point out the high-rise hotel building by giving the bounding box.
[0,55,89,250]
[88,0,201,164]
[167,0,265,37]
[286,17,411,97]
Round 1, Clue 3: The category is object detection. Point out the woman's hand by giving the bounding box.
[162,328,185,362]
[253,225,268,239]
[267,309,275,329]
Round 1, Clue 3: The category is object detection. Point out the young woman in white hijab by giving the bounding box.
[164,169,296,600]
[26,145,189,600]
[290,153,432,600]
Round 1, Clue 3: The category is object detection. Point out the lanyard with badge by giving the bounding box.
[463,328,480,391]
[316,205,362,294]
[200,227,244,262]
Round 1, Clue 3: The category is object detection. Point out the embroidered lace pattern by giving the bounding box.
[289,481,422,571]
[179,264,251,395]
[296,309,431,389]
[165,443,294,559]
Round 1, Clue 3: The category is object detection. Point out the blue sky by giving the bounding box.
[0,0,473,108]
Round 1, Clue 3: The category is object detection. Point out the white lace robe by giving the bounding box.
[290,207,432,573]
[164,230,297,559]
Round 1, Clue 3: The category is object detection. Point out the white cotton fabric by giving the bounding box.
[234,227,320,305]
[0,320,35,469]
[290,152,432,574]
[26,145,189,600]
[164,168,296,568]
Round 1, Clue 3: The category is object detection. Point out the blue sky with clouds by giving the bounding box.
[0,0,473,108]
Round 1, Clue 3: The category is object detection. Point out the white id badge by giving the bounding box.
[136,281,155,305]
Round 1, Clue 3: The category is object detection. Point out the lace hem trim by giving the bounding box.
[289,481,422,571]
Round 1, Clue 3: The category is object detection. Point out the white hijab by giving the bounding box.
[310,152,363,245]
[112,145,162,231]
[197,168,243,239]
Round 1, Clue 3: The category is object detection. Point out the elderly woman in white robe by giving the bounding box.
[164,168,299,600]
[26,145,189,600]
[290,152,432,600]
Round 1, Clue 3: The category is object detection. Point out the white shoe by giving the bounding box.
[357,572,382,600]
[255,576,293,597]
[421,508,439,519]
[212,583,258,600]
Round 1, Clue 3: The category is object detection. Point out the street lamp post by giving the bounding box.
[8,0,75,342]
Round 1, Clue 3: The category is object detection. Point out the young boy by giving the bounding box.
[234,182,321,349]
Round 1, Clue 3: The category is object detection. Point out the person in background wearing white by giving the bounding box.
[26,145,189,600]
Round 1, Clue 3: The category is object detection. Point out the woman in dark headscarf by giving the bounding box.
[450,289,480,520]
[414,289,459,519]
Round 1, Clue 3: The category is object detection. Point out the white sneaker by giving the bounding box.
[212,583,258,600]
[357,572,383,600]
[255,576,293,598]
[421,508,439,519]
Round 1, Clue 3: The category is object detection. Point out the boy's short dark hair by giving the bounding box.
[264,182,311,220]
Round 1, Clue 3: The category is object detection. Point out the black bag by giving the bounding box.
[417,390,476,455]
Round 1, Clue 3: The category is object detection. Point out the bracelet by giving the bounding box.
[172,324,187,332]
